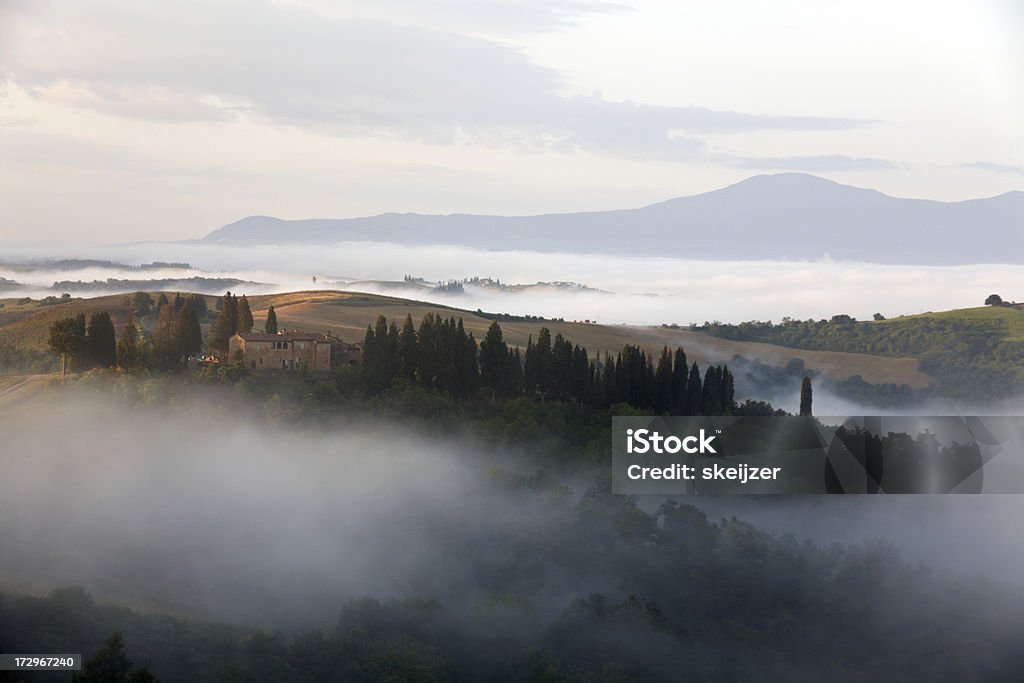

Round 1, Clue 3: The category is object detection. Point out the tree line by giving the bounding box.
[362,315,737,414]
[46,291,270,374]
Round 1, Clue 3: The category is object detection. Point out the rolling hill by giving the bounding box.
[202,174,1024,265]
[0,290,930,391]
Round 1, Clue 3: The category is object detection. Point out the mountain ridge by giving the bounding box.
[202,173,1024,265]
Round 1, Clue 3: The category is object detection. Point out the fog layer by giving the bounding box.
[5,240,1024,324]
[2,399,1024,632]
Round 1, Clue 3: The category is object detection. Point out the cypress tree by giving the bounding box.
[178,303,203,357]
[701,366,722,416]
[508,347,524,395]
[460,326,479,399]
[800,376,813,416]
[523,335,537,393]
[264,305,278,334]
[534,328,552,395]
[671,347,688,412]
[86,311,117,368]
[417,313,438,388]
[653,347,673,413]
[722,365,735,413]
[398,314,418,382]
[237,296,254,333]
[684,362,703,415]
[209,292,238,353]
[603,353,617,405]
[479,321,508,396]
[571,345,590,404]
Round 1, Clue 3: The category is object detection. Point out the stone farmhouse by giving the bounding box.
[228,330,361,372]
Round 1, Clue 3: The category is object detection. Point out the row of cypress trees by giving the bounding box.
[362,315,737,414]
[208,292,255,353]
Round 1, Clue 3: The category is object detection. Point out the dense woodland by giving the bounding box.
[3,490,1020,682]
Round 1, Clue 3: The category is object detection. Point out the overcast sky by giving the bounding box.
[1,0,1021,245]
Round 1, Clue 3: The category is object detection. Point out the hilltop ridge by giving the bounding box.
[203,174,1024,265]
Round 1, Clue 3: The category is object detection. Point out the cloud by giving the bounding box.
[962,161,1024,177]
[734,154,897,172]
[278,0,633,36]
[1,0,871,162]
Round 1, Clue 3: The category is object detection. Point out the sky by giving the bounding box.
[1,0,1022,245]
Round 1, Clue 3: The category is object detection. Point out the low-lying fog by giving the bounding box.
[4,241,1024,324]
[2,400,1023,630]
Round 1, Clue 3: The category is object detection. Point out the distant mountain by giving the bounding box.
[202,174,1024,264]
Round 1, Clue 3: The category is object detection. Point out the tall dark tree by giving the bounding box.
[671,348,688,412]
[508,347,524,395]
[177,303,203,357]
[800,376,813,416]
[209,292,239,353]
[479,320,508,397]
[684,362,703,415]
[398,314,418,382]
[237,296,254,333]
[526,328,552,395]
[653,347,673,413]
[264,305,278,334]
[417,313,439,388]
[362,315,396,393]
[603,352,618,405]
[86,311,117,368]
[701,366,722,415]
[47,313,86,377]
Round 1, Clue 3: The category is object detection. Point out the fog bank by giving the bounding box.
[4,241,1023,324]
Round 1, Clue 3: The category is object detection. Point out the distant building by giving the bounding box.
[228,330,361,372]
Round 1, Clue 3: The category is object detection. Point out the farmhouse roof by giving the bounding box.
[234,330,335,342]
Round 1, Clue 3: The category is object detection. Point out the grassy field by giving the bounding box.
[0,290,933,388]
[881,305,1024,342]
[0,294,136,347]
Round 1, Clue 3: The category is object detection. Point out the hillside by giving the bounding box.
[703,306,1024,400]
[201,174,1024,265]
[1,290,930,391]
